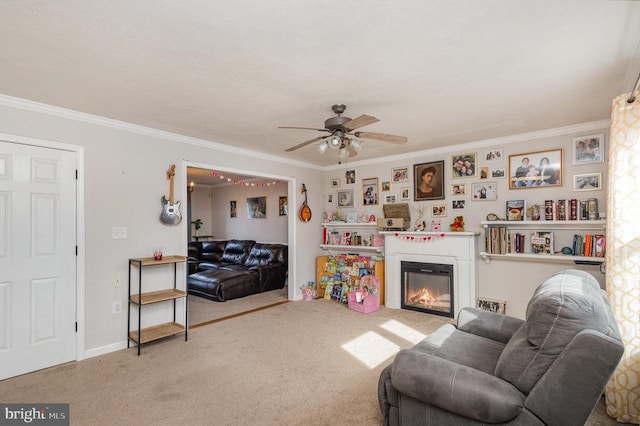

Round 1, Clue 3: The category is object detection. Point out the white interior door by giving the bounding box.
[0,141,77,380]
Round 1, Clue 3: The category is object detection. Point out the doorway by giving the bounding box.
[184,162,295,326]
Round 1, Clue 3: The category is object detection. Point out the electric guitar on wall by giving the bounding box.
[160,164,182,225]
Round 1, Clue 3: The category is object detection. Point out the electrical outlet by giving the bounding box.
[113,275,121,287]
[112,226,127,239]
[112,301,122,314]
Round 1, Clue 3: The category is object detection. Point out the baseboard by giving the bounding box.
[84,340,128,359]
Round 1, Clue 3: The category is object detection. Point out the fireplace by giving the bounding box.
[401,261,454,317]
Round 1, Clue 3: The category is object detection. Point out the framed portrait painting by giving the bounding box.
[414,161,445,201]
[508,149,562,189]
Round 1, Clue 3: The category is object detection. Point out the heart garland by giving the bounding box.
[394,232,446,242]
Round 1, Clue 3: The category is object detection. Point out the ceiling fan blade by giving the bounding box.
[278,126,329,132]
[343,114,379,131]
[285,135,328,152]
[354,131,407,144]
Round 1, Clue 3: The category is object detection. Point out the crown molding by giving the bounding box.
[0,94,323,171]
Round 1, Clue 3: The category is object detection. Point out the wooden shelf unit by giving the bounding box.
[128,255,188,355]
[315,255,385,305]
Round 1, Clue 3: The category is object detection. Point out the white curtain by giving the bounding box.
[605,92,640,424]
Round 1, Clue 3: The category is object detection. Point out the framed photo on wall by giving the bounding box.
[452,199,466,210]
[331,178,341,188]
[345,169,356,184]
[508,149,562,189]
[391,166,409,183]
[246,196,266,219]
[431,204,447,217]
[336,189,354,208]
[384,194,397,204]
[400,187,410,200]
[451,152,477,178]
[278,196,288,216]
[471,182,497,200]
[572,134,604,165]
[230,200,237,218]
[362,177,379,205]
[574,173,602,191]
[483,148,503,162]
[414,161,445,201]
[450,183,466,196]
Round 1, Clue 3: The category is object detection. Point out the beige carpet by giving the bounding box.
[0,296,622,425]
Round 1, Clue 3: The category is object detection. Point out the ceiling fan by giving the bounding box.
[280,104,407,160]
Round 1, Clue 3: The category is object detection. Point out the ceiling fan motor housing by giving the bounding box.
[325,116,352,131]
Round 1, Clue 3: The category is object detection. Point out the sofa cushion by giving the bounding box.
[495,269,610,394]
[220,240,255,265]
[244,243,282,267]
[200,240,228,263]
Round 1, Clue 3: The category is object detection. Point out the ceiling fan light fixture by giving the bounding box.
[328,135,342,149]
[339,147,348,159]
[317,141,329,154]
[349,139,362,151]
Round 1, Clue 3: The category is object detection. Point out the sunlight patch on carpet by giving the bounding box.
[379,319,427,345]
[342,331,399,369]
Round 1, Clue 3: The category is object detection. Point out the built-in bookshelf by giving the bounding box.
[480,220,606,265]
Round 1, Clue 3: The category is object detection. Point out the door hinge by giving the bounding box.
[75,169,78,180]
[75,245,78,256]
[75,322,78,332]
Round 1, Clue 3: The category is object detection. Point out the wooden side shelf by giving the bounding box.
[129,322,185,344]
[130,289,186,305]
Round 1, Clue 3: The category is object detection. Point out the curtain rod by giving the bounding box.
[628,72,640,103]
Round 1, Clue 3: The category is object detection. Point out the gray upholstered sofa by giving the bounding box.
[378,269,624,425]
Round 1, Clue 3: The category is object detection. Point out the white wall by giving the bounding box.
[0,98,325,355]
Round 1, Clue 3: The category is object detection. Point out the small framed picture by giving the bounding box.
[381,181,391,191]
[414,161,445,201]
[331,178,341,188]
[452,199,466,210]
[345,169,356,184]
[477,297,506,314]
[362,177,379,205]
[346,212,358,223]
[572,134,604,165]
[491,168,506,179]
[480,166,489,179]
[230,200,237,218]
[574,173,602,191]
[278,196,288,216]
[431,204,447,217]
[483,148,503,162]
[451,152,477,178]
[327,194,333,203]
[400,187,410,200]
[471,182,497,200]
[336,189,354,208]
[509,149,562,189]
[450,184,466,196]
[247,196,267,219]
[391,166,409,183]
[384,194,397,204]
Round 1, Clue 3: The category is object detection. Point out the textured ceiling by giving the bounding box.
[1,1,639,170]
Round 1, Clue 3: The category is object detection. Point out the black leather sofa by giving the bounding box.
[187,240,287,302]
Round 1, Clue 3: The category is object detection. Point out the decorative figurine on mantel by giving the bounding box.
[449,215,465,232]
[412,204,427,231]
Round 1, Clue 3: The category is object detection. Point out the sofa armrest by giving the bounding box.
[391,349,524,423]
[457,307,524,344]
[250,263,286,291]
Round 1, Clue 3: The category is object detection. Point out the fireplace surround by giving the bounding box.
[382,231,478,317]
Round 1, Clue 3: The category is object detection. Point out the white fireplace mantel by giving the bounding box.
[382,231,479,317]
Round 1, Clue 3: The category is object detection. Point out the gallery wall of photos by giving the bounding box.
[323,132,608,232]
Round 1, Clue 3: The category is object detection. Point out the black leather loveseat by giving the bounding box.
[187,240,287,302]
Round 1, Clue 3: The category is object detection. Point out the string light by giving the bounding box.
[210,171,282,187]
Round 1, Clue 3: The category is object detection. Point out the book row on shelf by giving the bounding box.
[485,228,606,257]
[317,254,382,301]
[505,198,601,221]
